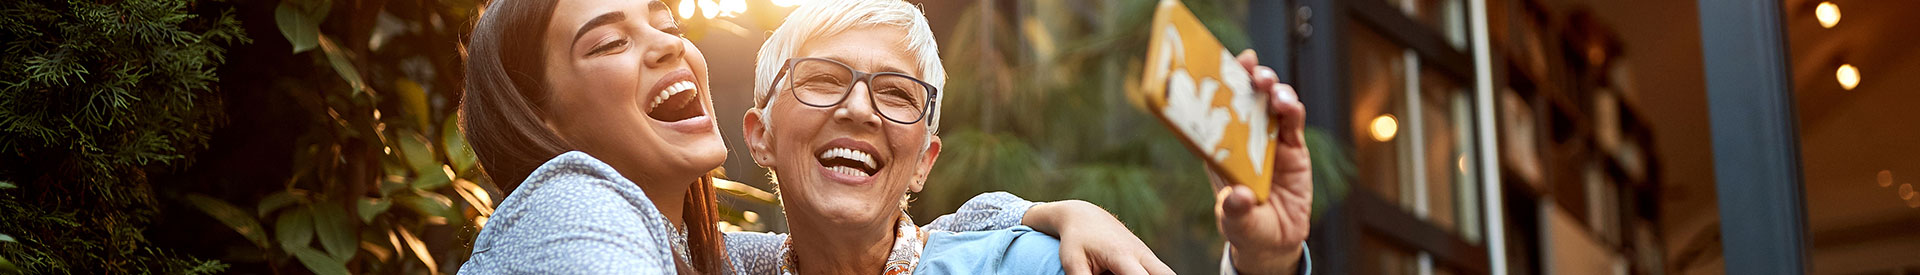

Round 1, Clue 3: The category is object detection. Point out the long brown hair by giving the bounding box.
[461,0,729,272]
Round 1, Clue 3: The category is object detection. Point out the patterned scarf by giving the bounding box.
[780,212,926,275]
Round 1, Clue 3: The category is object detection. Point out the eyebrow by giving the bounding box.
[818,55,912,75]
[571,11,626,45]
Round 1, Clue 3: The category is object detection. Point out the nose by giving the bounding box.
[833,81,884,130]
[639,29,684,69]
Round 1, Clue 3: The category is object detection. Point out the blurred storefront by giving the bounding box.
[1248,0,1920,273]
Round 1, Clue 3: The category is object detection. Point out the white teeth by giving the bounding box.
[817,147,877,173]
[649,81,697,110]
[827,166,870,178]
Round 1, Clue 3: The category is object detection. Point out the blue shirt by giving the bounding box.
[916,226,1067,275]
[460,152,678,274]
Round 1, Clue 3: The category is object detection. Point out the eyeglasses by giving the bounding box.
[768,57,938,125]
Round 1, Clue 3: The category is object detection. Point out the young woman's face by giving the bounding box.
[541,0,724,183]
[757,26,941,231]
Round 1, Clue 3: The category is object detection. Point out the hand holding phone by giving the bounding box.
[1135,1,1314,273]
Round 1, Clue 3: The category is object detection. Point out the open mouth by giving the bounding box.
[647,79,702,122]
[815,139,886,178]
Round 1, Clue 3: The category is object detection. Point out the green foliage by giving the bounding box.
[0,0,246,273]
[177,0,502,273]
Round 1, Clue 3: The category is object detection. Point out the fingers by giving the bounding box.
[1236,49,1260,72]
[1061,249,1093,275]
[1251,65,1279,96]
[1142,254,1176,275]
[1271,83,1306,147]
[1110,258,1151,275]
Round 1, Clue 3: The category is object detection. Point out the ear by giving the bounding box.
[909,135,941,193]
[743,108,777,168]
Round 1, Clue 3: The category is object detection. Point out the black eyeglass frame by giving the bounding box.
[767,57,940,125]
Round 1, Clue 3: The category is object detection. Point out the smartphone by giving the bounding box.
[1134,0,1279,200]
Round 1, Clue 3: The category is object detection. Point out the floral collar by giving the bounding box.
[780,212,927,275]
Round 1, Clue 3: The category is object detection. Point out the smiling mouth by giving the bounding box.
[816,144,884,178]
[647,80,702,122]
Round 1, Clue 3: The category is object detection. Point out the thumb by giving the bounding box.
[1220,185,1258,214]
[1216,185,1268,245]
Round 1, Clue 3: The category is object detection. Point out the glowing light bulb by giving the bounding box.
[1370,114,1399,142]
[1816,2,1841,28]
[1837,64,1860,90]
[677,0,696,19]
[717,0,747,17]
[699,0,720,18]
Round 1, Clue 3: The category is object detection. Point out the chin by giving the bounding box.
[800,181,896,225]
[678,133,729,172]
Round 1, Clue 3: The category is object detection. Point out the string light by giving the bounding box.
[699,0,720,19]
[718,0,748,17]
[1370,114,1399,142]
[678,0,696,19]
[1816,2,1841,28]
[1837,64,1860,90]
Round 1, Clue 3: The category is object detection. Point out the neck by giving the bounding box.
[620,166,695,227]
[789,214,897,275]
[651,189,686,227]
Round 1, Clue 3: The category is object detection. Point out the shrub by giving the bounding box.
[0,0,248,273]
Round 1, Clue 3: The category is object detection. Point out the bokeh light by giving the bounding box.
[1370,114,1399,142]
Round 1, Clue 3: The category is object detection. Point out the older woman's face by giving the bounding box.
[759,26,941,230]
[541,0,725,183]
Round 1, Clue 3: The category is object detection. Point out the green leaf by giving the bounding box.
[442,116,477,174]
[317,35,370,94]
[396,132,438,176]
[276,206,315,251]
[184,194,272,249]
[396,78,431,128]
[311,203,358,262]
[0,181,14,189]
[356,197,390,223]
[411,171,452,190]
[397,191,454,219]
[378,178,408,196]
[0,233,13,243]
[0,255,18,275]
[274,0,330,53]
[257,190,307,217]
[288,247,351,275]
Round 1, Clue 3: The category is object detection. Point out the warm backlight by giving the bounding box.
[1370,114,1399,142]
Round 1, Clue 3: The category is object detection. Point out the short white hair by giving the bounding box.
[751,0,946,138]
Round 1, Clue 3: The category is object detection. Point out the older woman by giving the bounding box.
[456,0,1166,273]
[738,0,1314,274]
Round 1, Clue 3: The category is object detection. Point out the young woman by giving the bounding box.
[457,0,1166,273]
[460,0,731,272]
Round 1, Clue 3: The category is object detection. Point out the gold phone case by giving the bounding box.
[1134,0,1279,200]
